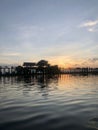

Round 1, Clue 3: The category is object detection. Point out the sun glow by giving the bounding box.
[48,56,77,68]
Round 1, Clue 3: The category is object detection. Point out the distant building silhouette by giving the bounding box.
[1,59,98,76]
[23,62,36,67]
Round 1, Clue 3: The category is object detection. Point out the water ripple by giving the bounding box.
[0,75,98,130]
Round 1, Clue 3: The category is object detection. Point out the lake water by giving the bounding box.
[0,74,98,130]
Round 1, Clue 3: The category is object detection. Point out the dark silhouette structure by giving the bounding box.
[0,60,98,76]
[61,67,98,75]
[11,60,60,76]
[23,62,36,67]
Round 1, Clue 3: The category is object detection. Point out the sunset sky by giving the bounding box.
[0,0,98,68]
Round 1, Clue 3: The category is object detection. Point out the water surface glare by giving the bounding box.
[0,75,98,130]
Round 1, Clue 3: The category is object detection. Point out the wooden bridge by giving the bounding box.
[0,66,98,76]
[0,66,16,75]
[61,67,98,74]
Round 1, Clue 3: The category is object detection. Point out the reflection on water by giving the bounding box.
[0,75,98,130]
[88,117,98,129]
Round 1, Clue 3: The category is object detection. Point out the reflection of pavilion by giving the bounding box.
[16,74,59,97]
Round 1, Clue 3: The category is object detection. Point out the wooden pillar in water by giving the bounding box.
[3,67,5,75]
[8,68,10,74]
[0,67,1,75]
[11,66,13,74]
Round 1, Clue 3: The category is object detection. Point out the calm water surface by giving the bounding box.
[0,75,98,130]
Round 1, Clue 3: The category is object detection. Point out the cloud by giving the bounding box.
[88,28,95,32]
[88,58,98,62]
[79,20,98,32]
[1,52,21,57]
[80,20,98,27]
[80,58,98,67]
[17,25,44,39]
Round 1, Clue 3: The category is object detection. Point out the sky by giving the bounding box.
[0,0,98,68]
